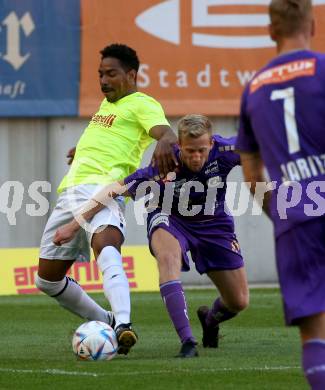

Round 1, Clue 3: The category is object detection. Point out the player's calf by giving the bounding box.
[35,274,113,324]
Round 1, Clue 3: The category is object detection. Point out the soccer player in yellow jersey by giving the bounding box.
[36,44,177,355]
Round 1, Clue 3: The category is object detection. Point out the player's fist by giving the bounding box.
[53,220,80,246]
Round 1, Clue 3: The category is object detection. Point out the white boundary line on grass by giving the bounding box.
[0,368,100,377]
[0,366,301,377]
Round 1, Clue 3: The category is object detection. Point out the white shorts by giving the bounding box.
[39,184,126,260]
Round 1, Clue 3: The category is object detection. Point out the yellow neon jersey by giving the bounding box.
[58,92,169,192]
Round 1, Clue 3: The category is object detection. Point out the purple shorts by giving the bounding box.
[147,210,244,274]
[276,217,325,325]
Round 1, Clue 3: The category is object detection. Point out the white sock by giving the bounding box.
[35,275,113,324]
[97,246,130,327]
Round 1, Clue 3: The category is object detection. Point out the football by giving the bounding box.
[72,321,118,361]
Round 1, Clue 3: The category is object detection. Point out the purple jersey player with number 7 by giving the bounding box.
[236,1,325,389]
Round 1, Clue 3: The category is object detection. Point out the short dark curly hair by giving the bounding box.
[100,43,140,72]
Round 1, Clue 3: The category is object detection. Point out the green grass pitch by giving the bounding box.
[0,289,307,390]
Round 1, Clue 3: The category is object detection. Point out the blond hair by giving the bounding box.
[178,114,212,141]
[269,0,313,38]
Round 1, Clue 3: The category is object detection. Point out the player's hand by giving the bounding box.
[152,136,178,177]
[66,147,76,165]
[53,220,80,246]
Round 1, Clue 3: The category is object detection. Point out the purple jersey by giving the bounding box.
[124,135,240,233]
[236,50,325,237]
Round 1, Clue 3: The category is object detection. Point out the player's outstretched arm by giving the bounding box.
[53,181,129,246]
[150,125,178,177]
[239,151,271,218]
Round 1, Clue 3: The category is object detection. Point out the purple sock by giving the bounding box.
[303,339,325,390]
[160,280,195,344]
[206,297,237,328]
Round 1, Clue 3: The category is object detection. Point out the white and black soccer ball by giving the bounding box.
[72,321,118,361]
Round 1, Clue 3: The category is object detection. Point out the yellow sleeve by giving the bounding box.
[136,94,170,134]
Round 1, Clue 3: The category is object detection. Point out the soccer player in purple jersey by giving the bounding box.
[54,114,249,358]
[236,1,325,388]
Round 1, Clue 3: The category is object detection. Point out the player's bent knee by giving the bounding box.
[35,275,67,297]
[235,297,249,312]
[226,293,249,313]
[92,228,123,256]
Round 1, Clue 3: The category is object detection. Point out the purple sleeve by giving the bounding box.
[213,135,241,167]
[124,165,159,199]
[236,86,260,153]
[226,136,241,167]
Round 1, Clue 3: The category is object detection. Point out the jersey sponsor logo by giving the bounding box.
[204,161,219,175]
[90,114,117,128]
[250,59,316,93]
[135,0,275,49]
